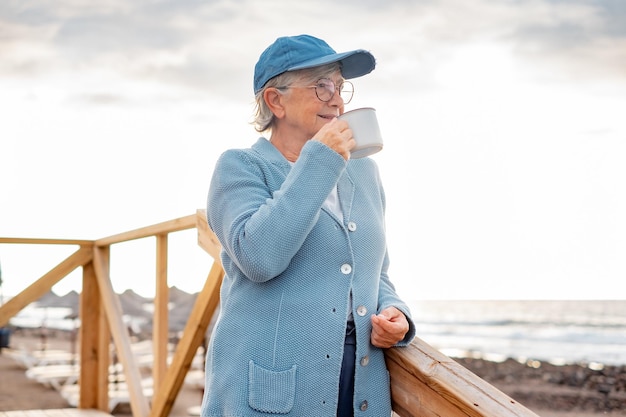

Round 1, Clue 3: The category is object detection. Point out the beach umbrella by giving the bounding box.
[37,290,80,312]
[169,286,197,305]
[118,289,152,318]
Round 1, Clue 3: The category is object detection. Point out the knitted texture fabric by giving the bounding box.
[201,138,415,417]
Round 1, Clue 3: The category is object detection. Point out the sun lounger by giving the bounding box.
[187,405,201,416]
[184,369,205,390]
[26,362,126,391]
[26,364,80,390]
[31,349,79,366]
[4,347,77,369]
[61,380,154,412]
[59,377,153,400]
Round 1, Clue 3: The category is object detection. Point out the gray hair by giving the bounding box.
[252,62,342,133]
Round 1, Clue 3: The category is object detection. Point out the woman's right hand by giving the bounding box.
[313,118,355,160]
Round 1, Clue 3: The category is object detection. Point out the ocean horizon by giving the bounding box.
[408,299,626,366]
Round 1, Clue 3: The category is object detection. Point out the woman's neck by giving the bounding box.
[269,126,309,162]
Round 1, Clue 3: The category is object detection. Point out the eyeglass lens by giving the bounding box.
[316,79,354,104]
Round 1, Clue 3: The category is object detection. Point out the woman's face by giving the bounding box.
[281,71,346,141]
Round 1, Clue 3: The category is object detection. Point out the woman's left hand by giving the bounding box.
[370,307,410,348]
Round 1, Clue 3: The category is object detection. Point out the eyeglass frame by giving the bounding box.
[275,78,355,104]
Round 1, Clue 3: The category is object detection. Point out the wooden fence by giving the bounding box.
[0,211,539,417]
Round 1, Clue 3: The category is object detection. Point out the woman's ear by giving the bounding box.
[264,88,286,119]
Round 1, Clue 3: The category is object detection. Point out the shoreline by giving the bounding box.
[1,329,625,416]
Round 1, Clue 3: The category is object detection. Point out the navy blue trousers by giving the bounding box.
[337,321,356,417]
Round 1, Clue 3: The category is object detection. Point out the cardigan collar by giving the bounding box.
[252,137,292,170]
[252,136,355,222]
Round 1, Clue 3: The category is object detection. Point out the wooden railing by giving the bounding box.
[0,211,539,417]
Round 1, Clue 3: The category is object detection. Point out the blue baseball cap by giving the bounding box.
[253,34,376,94]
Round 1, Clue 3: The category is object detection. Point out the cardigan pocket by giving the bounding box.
[248,360,297,414]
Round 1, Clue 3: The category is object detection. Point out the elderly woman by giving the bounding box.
[201,34,415,417]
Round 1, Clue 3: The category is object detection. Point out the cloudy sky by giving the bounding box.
[1,0,625,300]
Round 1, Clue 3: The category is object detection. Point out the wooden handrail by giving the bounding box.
[0,237,93,245]
[94,214,196,246]
[386,339,539,417]
[0,212,540,417]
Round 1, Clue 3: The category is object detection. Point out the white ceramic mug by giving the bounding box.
[338,107,383,159]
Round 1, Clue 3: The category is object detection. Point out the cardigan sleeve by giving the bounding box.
[207,140,346,282]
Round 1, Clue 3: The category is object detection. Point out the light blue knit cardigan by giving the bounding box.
[201,137,415,417]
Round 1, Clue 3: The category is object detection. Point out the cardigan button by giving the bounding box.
[356,305,367,316]
[347,221,357,231]
[360,400,368,411]
[360,355,370,366]
[340,264,352,274]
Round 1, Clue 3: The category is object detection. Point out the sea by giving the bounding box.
[6,299,626,366]
[408,300,626,366]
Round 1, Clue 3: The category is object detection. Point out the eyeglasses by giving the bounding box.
[278,78,355,104]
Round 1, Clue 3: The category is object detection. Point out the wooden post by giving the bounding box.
[79,258,110,411]
[153,234,169,391]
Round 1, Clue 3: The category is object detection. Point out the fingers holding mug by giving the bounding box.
[314,118,355,160]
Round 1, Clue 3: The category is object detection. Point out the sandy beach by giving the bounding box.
[1,329,625,416]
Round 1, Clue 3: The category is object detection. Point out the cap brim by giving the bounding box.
[287,49,376,79]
